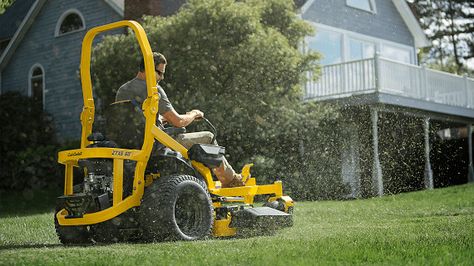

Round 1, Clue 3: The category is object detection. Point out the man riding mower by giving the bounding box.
[55,20,294,244]
[115,51,245,188]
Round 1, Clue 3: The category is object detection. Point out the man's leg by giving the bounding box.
[175,131,214,149]
[175,132,244,187]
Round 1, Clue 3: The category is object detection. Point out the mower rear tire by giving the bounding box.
[139,175,213,242]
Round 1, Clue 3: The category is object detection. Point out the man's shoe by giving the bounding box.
[222,174,245,188]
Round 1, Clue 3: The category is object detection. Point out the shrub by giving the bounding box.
[0,92,62,190]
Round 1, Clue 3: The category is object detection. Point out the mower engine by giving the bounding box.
[79,158,113,195]
[57,158,114,218]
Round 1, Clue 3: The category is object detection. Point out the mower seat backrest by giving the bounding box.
[105,100,145,149]
[86,132,118,148]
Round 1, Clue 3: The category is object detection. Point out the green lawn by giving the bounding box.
[0,184,473,265]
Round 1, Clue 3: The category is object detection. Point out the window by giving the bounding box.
[346,0,376,13]
[381,44,411,64]
[349,38,375,61]
[306,23,415,65]
[55,9,85,36]
[29,64,45,109]
[308,29,343,65]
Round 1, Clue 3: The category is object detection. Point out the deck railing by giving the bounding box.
[305,54,474,109]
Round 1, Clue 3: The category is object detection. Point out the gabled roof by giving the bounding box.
[104,0,124,17]
[0,0,125,71]
[294,0,309,9]
[0,0,37,41]
[0,0,47,71]
[299,0,430,48]
[391,0,430,48]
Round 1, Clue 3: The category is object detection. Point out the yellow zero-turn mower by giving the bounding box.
[55,20,294,244]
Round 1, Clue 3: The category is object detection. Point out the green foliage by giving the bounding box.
[408,0,474,74]
[378,113,425,194]
[425,57,474,78]
[249,102,348,200]
[1,184,473,264]
[0,187,60,217]
[0,92,62,190]
[0,0,15,14]
[92,0,345,199]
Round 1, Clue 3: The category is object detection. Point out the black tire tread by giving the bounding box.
[139,174,213,242]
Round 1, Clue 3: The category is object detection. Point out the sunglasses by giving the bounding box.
[155,69,165,76]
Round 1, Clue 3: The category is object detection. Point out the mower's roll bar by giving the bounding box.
[58,20,163,226]
[79,20,158,151]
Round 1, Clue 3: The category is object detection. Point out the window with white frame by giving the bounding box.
[346,0,376,13]
[306,24,415,65]
[349,38,375,61]
[29,64,45,108]
[381,44,412,64]
[55,9,85,36]
[307,29,343,65]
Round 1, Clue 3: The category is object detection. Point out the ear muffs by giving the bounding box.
[139,52,167,72]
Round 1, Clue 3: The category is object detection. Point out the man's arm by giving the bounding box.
[162,109,203,128]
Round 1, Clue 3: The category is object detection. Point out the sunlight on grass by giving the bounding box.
[0,184,473,265]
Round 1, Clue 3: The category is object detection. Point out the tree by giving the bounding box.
[0,0,15,14]
[408,0,474,74]
[92,0,344,200]
[0,92,62,190]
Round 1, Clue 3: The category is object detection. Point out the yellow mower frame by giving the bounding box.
[56,20,293,237]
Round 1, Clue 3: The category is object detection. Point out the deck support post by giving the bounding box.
[349,122,361,198]
[374,52,381,92]
[371,108,383,196]
[423,118,434,189]
[468,124,474,183]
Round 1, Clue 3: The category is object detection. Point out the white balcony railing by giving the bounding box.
[305,54,474,109]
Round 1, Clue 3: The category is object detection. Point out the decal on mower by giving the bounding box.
[67,151,82,157]
[112,150,132,157]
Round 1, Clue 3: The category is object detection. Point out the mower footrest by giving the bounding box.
[230,207,293,229]
[57,193,95,218]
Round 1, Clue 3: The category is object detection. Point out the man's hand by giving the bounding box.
[188,109,204,119]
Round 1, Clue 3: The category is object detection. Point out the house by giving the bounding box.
[299,0,474,197]
[0,0,183,140]
[0,0,126,139]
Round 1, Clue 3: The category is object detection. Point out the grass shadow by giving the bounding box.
[0,243,64,251]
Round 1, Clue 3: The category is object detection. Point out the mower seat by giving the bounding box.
[86,132,117,148]
[105,100,145,149]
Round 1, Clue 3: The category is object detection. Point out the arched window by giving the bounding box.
[29,64,45,109]
[55,9,85,36]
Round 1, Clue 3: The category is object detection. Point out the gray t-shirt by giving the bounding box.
[115,77,173,115]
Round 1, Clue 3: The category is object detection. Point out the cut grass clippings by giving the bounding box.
[0,184,473,265]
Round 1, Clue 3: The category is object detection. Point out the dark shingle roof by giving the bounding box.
[0,0,37,41]
[294,0,308,8]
